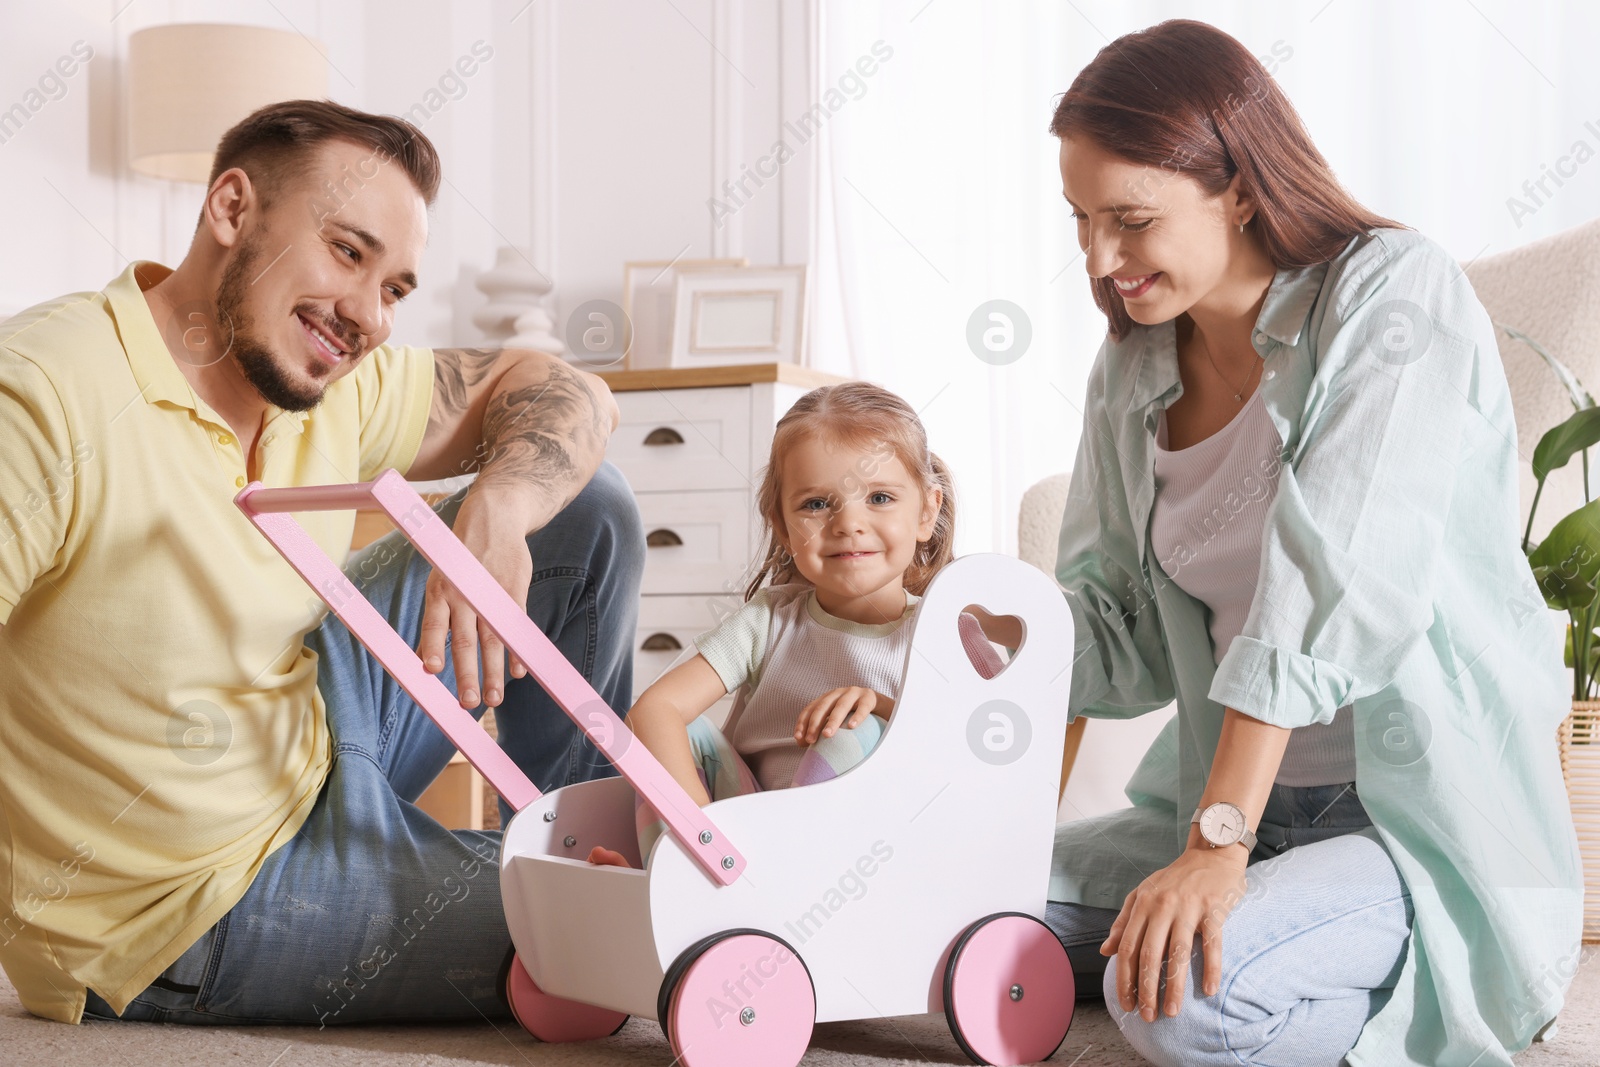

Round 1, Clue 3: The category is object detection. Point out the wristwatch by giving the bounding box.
[1191,802,1257,852]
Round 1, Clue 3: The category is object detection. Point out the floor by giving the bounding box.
[3,952,1598,1066]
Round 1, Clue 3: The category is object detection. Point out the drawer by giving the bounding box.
[609,387,753,493]
[636,489,753,595]
[631,594,743,720]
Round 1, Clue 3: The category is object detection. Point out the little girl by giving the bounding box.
[589,381,1003,867]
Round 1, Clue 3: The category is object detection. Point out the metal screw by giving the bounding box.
[564,836,577,848]
[543,811,557,822]
[1010,984,1024,1002]
[739,1006,755,1026]
[699,830,713,844]
[721,855,735,870]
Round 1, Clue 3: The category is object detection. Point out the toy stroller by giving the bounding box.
[237,469,1079,1067]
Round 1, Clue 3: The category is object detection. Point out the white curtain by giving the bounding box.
[808,0,1600,558]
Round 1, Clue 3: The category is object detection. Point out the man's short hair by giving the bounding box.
[205,98,441,210]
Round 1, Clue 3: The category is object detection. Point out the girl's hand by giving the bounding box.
[794,686,887,744]
[1102,845,1248,1021]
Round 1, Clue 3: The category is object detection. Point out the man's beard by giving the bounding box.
[215,237,333,413]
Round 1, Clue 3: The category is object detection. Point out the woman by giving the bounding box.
[1042,19,1582,1067]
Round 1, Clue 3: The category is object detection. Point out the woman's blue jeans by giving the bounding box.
[1046,781,1413,1067]
[82,461,645,1025]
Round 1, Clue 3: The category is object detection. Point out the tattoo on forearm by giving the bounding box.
[427,347,504,438]
[476,358,609,505]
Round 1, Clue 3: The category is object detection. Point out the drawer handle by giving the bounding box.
[641,632,683,651]
[643,427,686,446]
[646,528,684,548]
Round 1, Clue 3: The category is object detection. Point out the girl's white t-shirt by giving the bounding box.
[694,583,921,789]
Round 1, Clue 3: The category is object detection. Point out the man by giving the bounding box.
[0,100,645,1026]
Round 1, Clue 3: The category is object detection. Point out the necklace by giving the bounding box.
[1187,320,1261,404]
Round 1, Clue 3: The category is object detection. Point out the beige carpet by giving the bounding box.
[3,956,1597,1065]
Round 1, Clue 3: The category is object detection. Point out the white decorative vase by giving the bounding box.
[474,247,563,357]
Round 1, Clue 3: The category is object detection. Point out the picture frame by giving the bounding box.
[620,257,747,372]
[668,265,806,369]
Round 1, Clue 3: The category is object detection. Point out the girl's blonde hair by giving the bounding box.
[744,381,956,601]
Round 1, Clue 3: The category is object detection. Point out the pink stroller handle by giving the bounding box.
[235,469,745,886]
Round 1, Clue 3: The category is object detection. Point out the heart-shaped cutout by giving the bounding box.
[956,604,1025,681]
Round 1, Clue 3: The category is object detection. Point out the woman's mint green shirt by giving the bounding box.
[1049,227,1583,1066]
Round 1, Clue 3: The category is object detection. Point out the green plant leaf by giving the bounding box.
[1532,407,1600,483]
[1564,623,1600,670]
[1527,498,1600,610]
[1534,565,1596,611]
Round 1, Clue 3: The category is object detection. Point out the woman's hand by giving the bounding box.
[1102,844,1249,1021]
[793,687,893,744]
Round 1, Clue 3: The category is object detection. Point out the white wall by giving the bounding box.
[1,0,356,316]
[0,0,813,344]
[536,0,813,343]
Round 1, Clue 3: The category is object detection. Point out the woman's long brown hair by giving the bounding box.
[1049,18,1408,342]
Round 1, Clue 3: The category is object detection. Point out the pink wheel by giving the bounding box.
[502,951,629,1042]
[943,913,1074,1066]
[662,930,814,1067]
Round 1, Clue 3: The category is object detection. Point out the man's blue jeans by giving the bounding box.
[82,461,645,1025]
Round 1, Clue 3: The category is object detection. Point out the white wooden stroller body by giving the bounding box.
[237,470,1079,1067]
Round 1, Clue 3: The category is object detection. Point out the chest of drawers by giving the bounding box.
[596,363,849,719]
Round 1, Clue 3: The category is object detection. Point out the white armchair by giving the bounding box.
[1464,216,1600,543]
[1017,473,1178,823]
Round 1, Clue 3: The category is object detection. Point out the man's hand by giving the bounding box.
[418,489,535,708]
[793,686,893,745]
[1102,844,1248,1022]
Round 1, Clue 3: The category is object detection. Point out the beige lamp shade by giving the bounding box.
[127,23,329,182]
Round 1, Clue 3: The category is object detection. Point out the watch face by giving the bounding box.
[1199,802,1247,847]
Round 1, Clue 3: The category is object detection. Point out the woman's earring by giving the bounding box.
[1237,220,1245,233]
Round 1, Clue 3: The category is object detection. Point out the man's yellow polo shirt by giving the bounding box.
[0,262,435,1023]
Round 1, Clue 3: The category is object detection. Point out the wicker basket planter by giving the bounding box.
[1559,701,1600,943]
